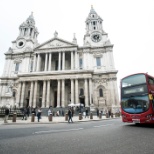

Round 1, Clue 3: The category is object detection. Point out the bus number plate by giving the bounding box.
[132,119,140,123]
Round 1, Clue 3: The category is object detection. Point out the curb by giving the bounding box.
[0,117,120,125]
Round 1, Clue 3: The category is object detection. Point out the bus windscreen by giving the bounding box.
[122,74,146,88]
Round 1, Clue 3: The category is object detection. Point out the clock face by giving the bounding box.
[16,39,26,48]
[91,33,102,42]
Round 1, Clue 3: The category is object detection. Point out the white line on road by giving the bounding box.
[93,124,113,128]
[34,128,84,134]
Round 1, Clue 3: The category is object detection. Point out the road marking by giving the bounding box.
[93,124,113,128]
[34,128,84,134]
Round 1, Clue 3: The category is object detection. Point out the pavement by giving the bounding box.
[0,114,121,125]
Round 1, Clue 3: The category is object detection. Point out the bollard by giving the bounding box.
[106,113,109,118]
[31,113,35,122]
[79,113,82,120]
[99,113,102,119]
[65,113,68,121]
[12,113,17,122]
[49,113,52,121]
[90,112,93,119]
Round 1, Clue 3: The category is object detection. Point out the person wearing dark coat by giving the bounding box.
[4,107,9,123]
[85,108,89,118]
[68,108,73,123]
[96,108,99,117]
[22,107,27,120]
[37,108,42,122]
[27,106,30,117]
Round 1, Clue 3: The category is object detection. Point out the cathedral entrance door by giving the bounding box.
[80,97,85,107]
[26,99,29,107]
[54,91,57,107]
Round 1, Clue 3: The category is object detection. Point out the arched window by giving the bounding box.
[15,63,20,72]
[96,57,101,66]
[79,58,83,69]
[13,91,16,97]
[99,88,103,97]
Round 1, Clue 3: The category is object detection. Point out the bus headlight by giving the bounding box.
[146,114,152,118]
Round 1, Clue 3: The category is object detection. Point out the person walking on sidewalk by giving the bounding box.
[37,108,42,122]
[85,108,89,118]
[48,107,52,116]
[68,108,73,123]
[4,107,9,123]
[22,107,27,120]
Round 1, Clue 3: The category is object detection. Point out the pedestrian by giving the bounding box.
[108,110,111,118]
[96,108,99,117]
[4,107,9,123]
[48,107,52,116]
[85,108,89,118]
[56,110,59,116]
[22,107,27,120]
[31,108,36,116]
[71,107,74,117]
[27,106,30,117]
[37,108,42,122]
[83,111,86,118]
[62,110,64,116]
[68,108,73,123]
[53,111,55,116]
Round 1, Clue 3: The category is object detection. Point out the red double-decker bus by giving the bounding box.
[120,73,154,124]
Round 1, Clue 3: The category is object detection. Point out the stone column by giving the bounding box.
[71,79,74,103]
[16,82,22,107]
[58,52,61,70]
[32,30,34,38]
[46,80,51,108]
[29,81,34,107]
[22,28,24,36]
[57,80,60,107]
[62,52,65,70]
[33,81,38,108]
[75,79,79,104]
[84,79,88,107]
[20,81,26,107]
[28,28,30,36]
[48,53,52,71]
[44,53,48,71]
[89,78,92,105]
[33,54,36,72]
[61,79,65,107]
[75,51,77,70]
[36,53,40,71]
[42,80,47,107]
[71,51,74,70]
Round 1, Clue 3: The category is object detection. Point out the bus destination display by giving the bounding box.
[124,87,144,94]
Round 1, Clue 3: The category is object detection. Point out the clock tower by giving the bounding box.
[11,12,39,53]
[83,6,108,47]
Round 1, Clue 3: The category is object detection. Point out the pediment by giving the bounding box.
[35,37,77,50]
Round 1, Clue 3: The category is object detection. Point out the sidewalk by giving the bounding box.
[0,115,120,125]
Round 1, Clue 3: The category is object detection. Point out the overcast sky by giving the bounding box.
[1,0,154,90]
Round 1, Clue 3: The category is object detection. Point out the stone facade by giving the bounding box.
[0,7,119,113]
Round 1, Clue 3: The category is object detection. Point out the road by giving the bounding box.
[0,119,154,154]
